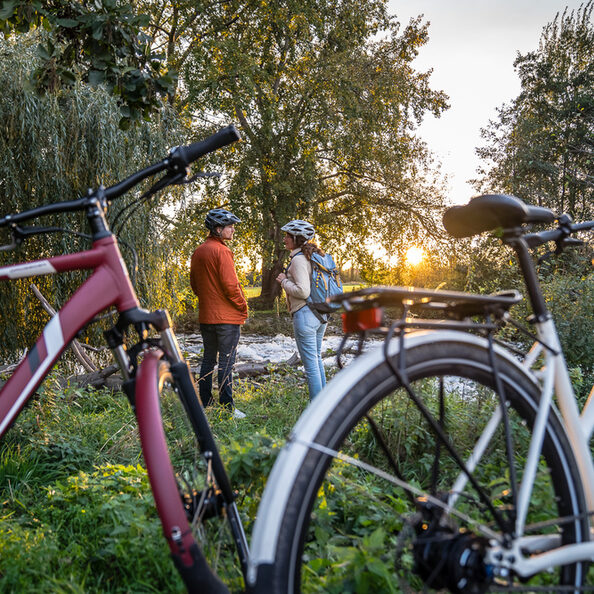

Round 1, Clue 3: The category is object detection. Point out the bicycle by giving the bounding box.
[0,126,248,593]
[1,123,593,594]
[246,194,594,592]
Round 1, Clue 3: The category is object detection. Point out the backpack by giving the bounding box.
[287,251,343,321]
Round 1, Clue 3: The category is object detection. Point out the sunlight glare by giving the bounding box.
[405,246,424,266]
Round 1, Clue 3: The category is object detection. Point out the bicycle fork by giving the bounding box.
[107,307,250,591]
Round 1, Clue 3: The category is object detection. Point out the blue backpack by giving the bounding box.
[289,251,343,320]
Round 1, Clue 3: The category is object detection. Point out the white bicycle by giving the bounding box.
[246,194,594,593]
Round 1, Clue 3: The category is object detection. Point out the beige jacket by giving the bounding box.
[281,249,312,314]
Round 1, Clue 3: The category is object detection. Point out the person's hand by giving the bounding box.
[276,272,287,284]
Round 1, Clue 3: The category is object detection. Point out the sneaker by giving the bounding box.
[233,408,246,419]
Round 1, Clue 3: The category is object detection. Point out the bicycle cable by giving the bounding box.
[292,436,500,541]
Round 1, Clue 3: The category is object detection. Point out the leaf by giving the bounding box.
[0,0,17,20]
[118,116,131,131]
[35,43,51,61]
[55,18,80,28]
[88,70,105,86]
[92,24,103,40]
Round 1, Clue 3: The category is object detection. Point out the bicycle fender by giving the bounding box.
[135,350,230,594]
[246,329,539,591]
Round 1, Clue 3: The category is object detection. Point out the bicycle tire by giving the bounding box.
[135,352,236,593]
[250,334,590,593]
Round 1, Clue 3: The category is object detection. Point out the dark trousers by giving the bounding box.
[198,323,241,409]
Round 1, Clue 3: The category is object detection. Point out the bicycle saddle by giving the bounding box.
[443,194,556,238]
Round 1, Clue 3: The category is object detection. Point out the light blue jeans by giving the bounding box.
[292,305,327,398]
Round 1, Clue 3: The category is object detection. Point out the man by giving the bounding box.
[190,208,248,418]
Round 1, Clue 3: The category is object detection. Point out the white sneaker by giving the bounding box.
[233,408,246,419]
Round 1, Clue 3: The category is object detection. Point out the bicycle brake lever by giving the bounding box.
[0,232,19,251]
[555,237,583,254]
[0,224,26,251]
[0,224,66,251]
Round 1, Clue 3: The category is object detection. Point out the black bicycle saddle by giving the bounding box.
[443,194,556,238]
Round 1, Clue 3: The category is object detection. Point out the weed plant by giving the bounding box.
[1,360,593,592]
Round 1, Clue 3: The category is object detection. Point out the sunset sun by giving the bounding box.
[405,246,424,266]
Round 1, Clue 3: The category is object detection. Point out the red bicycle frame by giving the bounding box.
[0,234,138,435]
[0,125,244,593]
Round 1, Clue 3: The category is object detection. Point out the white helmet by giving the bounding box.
[281,219,315,241]
[205,208,240,231]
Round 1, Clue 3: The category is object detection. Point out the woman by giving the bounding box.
[276,219,327,399]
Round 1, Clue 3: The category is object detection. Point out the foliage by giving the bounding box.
[180,0,449,304]
[474,1,594,221]
[0,0,176,127]
[538,251,594,395]
[0,371,306,591]
[461,236,593,398]
[0,38,189,358]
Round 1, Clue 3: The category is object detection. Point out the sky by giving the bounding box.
[388,0,589,205]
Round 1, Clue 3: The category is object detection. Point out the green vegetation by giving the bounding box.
[2,354,593,591]
[0,368,309,592]
[0,0,176,127]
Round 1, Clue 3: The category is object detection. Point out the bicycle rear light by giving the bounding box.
[342,307,383,333]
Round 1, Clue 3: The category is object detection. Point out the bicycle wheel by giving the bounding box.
[260,335,589,593]
[135,353,242,593]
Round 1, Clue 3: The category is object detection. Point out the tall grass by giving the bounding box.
[0,368,309,592]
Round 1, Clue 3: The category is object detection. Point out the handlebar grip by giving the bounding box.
[170,125,241,170]
[524,229,562,248]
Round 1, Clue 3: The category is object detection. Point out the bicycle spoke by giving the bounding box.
[284,342,589,593]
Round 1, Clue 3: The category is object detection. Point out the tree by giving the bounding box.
[475,1,594,221]
[0,0,177,127]
[0,37,187,358]
[180,0,449,306]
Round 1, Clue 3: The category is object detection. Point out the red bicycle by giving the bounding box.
[0,126,246,592]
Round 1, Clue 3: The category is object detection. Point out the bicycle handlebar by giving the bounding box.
[524,219,594,248]
[168,124,240,171]
[0,124,241,228]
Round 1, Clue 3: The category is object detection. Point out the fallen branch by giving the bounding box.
[30,283,98,373]
[63,364,121,391]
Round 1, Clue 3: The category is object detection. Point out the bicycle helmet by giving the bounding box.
[281,219,315,241]
[205,208,241,231]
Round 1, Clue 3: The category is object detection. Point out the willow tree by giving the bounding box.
[0,37,186,358]
[475,1,594,221]
[181,0,449,306]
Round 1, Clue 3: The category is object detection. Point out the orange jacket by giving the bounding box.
[190,237,248,324]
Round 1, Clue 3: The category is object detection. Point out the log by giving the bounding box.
[189,352,302,379]
[63,364,122,391]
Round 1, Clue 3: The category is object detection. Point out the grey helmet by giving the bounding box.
[281,219,315,241]
[205,208,241,231]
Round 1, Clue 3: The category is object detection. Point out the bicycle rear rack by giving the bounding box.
[333,286,522,366]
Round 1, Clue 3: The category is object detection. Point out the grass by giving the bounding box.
[0,368,312,593]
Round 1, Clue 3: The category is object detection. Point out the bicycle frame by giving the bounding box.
[0,230,248,589]
[487,315,594,578]
[0,234,138,436]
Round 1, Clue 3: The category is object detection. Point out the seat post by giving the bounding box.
[504,232,550,323]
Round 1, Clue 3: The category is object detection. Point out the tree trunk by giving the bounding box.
[249,260,284,309]
[248,250,286,310]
